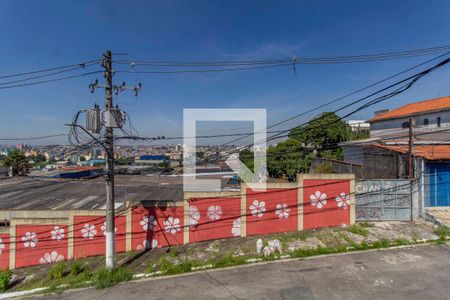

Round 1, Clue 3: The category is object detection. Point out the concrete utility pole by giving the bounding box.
[103,50,116,269]
[408,117,414,221]
[408,118,414,179]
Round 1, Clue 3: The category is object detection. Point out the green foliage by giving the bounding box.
[434,226,450,242]
[312,162,333,173]
[78,156,86,162]
[210,253,246,268]
[115,157,133,165]
[0,269,12,292]
[347,224,369,237]
[358,221,374,228]
[48,262,66,280]
[242,112,352,180]
[70,262,83,276]
[93,267,133,289]
[289,112,351,147]
[4,150,31,176]
[31,154,46,163]
[239,149,254,173]
[152,258,198,275]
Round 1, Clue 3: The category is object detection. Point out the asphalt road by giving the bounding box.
[36,243,450,300]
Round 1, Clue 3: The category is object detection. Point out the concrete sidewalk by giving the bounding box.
[37,242,450,300]
[426,207,450,227]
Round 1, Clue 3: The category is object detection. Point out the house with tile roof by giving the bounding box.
[339,96,450,208]
[369,96,450,137]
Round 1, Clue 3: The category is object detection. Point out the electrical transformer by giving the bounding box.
[86,105,102,133]
[102,108,126,128]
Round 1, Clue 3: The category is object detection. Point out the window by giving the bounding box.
[437,117,441,127]
[402,121,410,129]
[424,118,429,126]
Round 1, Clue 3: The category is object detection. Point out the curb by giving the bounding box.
[1,237,448,299]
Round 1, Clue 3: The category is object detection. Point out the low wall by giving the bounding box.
[0,174,354,270]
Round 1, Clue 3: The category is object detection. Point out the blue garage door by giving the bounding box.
[428,163,450,207]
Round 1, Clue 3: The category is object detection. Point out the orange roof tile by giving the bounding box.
[369,96,450,122]
[370,144,450,160]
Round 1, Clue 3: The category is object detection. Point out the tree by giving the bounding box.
[79,156,86,161]
[239,112,352,180]
[289,112,351,155]
[4,150,31,176]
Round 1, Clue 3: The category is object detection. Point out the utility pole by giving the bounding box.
[408,118,414,179]
[408,117,414,221]
[103,50,115,270]
[68,50,141,269]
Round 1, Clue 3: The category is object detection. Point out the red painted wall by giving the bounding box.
[132,206,184,251]
[303,179,350,229]
[73,215,126,259]
[0,234,9,270]
[189,197,241,242]
[246,188,298,236]
[15,225,68,268]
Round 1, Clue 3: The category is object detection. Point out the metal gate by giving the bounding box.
[356,179,411,221]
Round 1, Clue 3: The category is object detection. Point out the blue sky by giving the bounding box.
[1,0,450,145]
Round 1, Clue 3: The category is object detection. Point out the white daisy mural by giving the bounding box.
[22,232,38,248]
[310,191,327,209]
[231,218,241,237]
[189,205,200,226]
[39,251,64,264]
[275,203,290,219]
[51,226,65,241]
[140,215,157,231]
[136,239,158,251]
[163,216,181,235]
[100,222,117,236]
[81,224,97,239]
[0,238,5,255]
[207,205,223,221]
[250,200,266,217]
[335,192,350,209]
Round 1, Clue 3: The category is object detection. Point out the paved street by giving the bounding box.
[36,243,450,300]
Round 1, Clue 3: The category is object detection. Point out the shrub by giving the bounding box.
[94,267,132,289]
[347,224,369,237]
[313,162,333,174]
[0,269,12,292]
[434,226,450,242]
[70,262,83,276]
[157,258,196,275]
[48,262,66,280]
[211,253,246,268]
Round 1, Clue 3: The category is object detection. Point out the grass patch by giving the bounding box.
[358,221,374,228]
[434,226,450,243]
[0,269,12,292]
[210,253,247,269]
[48,262,66,280]
[93,267,132,289]
[347,224,369,237]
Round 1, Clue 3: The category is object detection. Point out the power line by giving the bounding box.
[116,63,292,74]
[0,62,98,86]
[222,52,450,146]
[0,134,67,141]
[0,60,98,80]
[0,71,102,90]
[115,44,450,66]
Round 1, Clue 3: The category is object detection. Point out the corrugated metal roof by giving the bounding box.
[368,96,450,122]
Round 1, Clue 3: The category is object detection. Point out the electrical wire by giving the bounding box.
[0,59,99,80]
[0,71,102,90]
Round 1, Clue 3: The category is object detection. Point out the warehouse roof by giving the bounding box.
[0,175,184,210]
[369,96,450,122]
